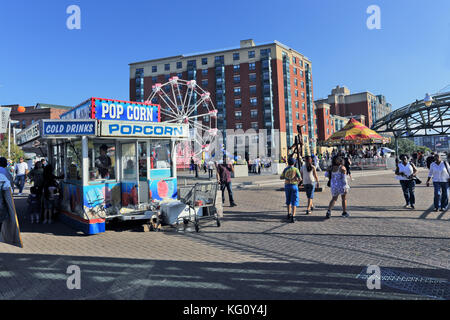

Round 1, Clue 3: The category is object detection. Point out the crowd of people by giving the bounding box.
[0,157,62,225]
[279,148,449,223]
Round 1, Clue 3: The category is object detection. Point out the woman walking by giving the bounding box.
[280,157,302,223]
[325,156,350,219]
[395,154,418,209]
[426,153,449,211]
[301,156,320,215]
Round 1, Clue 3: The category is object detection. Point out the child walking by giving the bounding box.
[27,186,41,224]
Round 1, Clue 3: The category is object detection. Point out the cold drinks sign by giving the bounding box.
[61,98,160,123]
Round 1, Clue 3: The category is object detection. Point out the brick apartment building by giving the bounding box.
[129,39,317,157]
[315,85,392,129]
[1,103,72,155]
[315,101,359,142]
[5,103,72,129]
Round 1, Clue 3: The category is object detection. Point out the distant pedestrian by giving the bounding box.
[426,153,449,211]
[301,156,319,215]
[13,157,28,195]
[325,156,350,219]
[216,158,237,207]
[426,152,435,169]
[207,160,214,179]
[190,157,195,174]
[343,155,352,180]
[42,164,62,224]
[395,154,418,209]
[280,157,302,223]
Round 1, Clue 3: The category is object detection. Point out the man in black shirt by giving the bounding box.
[95,144,112,179]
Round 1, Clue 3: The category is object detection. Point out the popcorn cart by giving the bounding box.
[17,97,188,235]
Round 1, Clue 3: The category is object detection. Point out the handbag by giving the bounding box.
[444,161,450,183]
[413,177,422,184]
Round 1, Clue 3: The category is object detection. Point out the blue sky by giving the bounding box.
[0,0,449,110]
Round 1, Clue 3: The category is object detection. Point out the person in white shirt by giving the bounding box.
[426,154,449,211]
[395,155,418,209]
[13,157,28,195]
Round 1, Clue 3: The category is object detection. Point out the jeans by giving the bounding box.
[221,181,234,204]
[208,169,214,179]
[400,180,415,205]
[433,182,449,209]
[14,174,26,193]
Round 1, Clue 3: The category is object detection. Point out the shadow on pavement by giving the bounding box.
[0,252,448,300]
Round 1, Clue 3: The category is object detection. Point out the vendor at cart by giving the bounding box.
[95,144,112,179]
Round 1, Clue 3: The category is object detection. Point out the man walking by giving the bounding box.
[216,158,237,207]
[426,153,449,211]
[395,154,418,209]
[14,157,28,195]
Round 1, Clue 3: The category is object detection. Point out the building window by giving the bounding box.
[236,123,243,129]
[250,97,257,106]
[234,87,241,96]
[251,122,258,130]
[326,109,328,115]
[177,73,183,78]
[176,61,182,69]
[201,79,208,87]
[300,60,303,67]
[204,115,210,122]
[235,111,242,119]
[251,110,258,118]
[201,69,208,76]
[214,55,224,64]
[295,90,298,97]
[301,81,304,88]
[260,48,271,57]
[249,62,256,71]
[233,52,240,60]
[165,63,170,71]
[296,112,299,120]
[233,64,240,72]
[301,92,305,99]
[326,119,329,125]
[300,70,304,77]
[327,128,330,134]
[302,103,305,110]
[233,75,240,83]
[303,114,306,121]
[293,67,297,75]
[294,79,298,86]
[292,56,296,64]
[295,101,299,108]
[152,65,157,73]
[249,73,256,82]
[248,50,255,58]
[165,74,170,81]
[152,76,158,83]
[250,86,257,95]
[234,99,241,107]
[202,58,208,65]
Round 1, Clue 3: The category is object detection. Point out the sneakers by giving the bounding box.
[325,210,331,219]
[305,210,310,215]
[410,205,415,209]
[310,206,315,211]
[434,208,439,212]
[290,215,295,223]
[230,203,237,207]
[342,212,350,218]
[403,204,409,209]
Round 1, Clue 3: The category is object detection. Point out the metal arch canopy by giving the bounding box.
[371,91,450,138]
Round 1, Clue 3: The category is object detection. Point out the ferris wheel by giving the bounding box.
[145,77,218,163]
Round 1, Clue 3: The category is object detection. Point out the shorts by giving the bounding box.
[284,184,299,206]
[304,183,315,199]
[43,199,55,210]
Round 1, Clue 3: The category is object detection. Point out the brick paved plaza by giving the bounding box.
[0,168,449,300]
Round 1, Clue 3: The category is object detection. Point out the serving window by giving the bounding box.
[89,141,116,181]
[149,140,172,172]
[65,140,82,181]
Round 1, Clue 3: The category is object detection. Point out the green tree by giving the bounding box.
[0,135,25,162]
[387,138,431,156]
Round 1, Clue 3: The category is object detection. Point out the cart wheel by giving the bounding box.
[216,218,221,227]
[195,223,200,233]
